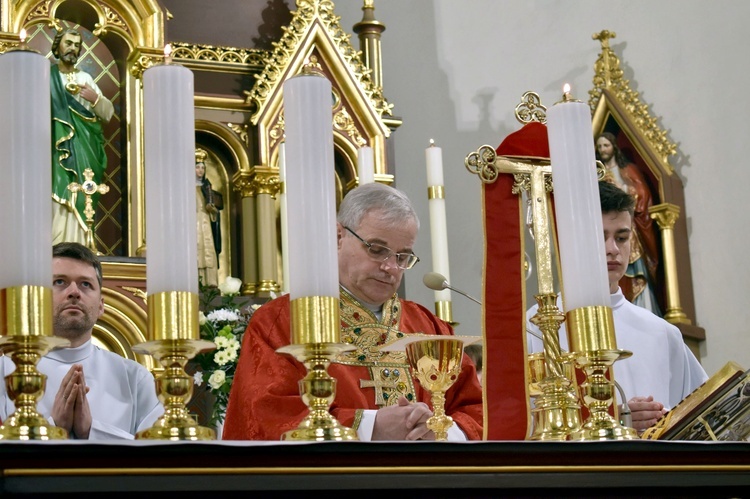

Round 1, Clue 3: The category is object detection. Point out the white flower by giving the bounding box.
[208,370,226,390]
[199,311,207,326]
[206,308,240,324]
[225,348,238,363]
[226,338,240,351]
[218,276,242,296]
[193,371,204,386]
[214,349,230,366]
[215,336,229,349]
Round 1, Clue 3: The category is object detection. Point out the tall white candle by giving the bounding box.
[547,86,609,311]
[278,141,290,294]
[0,48,52,288]
[283,73,338,299]
[357,146,375,185]
[425,140,451,303]
[143,58,197,294]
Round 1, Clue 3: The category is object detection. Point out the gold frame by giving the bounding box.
[588,30,703,346]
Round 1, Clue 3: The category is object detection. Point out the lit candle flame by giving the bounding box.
[563,83,571,94]
[429,138,435,147]
[164,44,172,58]
[19,28,27,43]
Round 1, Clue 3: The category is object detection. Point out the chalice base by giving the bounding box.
[282,414,358,441]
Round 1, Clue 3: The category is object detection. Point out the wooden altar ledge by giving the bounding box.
[0,440,748,497]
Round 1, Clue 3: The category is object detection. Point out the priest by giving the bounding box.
[224,183,483,440]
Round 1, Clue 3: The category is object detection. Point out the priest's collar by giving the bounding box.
[610,287,626,309]
[47,339,94,364]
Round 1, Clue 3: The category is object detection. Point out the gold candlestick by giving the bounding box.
[405,338,464,441]
[277,296,357,441]
[133,291,215,440]
[566,306,637,440]
[0,286,70,440]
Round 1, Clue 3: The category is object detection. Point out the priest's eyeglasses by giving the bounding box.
[344,226,420,270]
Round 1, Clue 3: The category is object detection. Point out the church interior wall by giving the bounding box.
[334,0,750,377]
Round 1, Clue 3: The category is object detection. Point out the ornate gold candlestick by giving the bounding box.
[566,306,637,440]
[0,286,70,440]
[134,291,215,440]
[404,338,463,441]
[277,296,357,441]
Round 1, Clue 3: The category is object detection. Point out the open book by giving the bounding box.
[642,361,750,441]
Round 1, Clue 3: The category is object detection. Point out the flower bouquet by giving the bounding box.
[194,277,258,426]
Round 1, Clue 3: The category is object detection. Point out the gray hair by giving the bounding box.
[337,183,419,231]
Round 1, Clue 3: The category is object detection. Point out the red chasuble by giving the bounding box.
[223,288,483,441]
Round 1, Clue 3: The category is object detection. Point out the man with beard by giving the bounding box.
[0,243,162,439]
[224,183,483,441]
[50,28,114,245]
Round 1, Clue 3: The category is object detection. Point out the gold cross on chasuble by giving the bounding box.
[337,289,416,408]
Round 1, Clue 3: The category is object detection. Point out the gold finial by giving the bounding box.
[592,30,617,49]
[514,91,547,124]
[195,147,208,164]
[364,0,374,8]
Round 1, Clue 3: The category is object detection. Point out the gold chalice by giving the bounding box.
[405,338,464,441]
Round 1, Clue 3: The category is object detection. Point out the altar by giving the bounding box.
[1,440,748,496]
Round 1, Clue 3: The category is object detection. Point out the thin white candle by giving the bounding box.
[283,73,338,299]
[0,48,51,288]
[278,142,290,294]
[357,146,375,185]
[425,140,451,303]
[547,85,609,311]
[143,58,197,294]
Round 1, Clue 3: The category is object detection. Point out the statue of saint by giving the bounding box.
[195,148,223,287]
[50,28,114,245]
[596,132,662,316]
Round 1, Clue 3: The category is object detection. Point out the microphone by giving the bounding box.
[422,272,482,305]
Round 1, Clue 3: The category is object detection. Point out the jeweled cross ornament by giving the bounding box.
[68,167,109,254]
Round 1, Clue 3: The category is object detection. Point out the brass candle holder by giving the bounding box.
[133,291,215,440]
[404,337,464,441]
[277,296,357,441]
[0,286,70,440]
[527,294,582,440]
[566,305,637,440]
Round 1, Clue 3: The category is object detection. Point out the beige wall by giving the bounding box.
[336,0,750,377]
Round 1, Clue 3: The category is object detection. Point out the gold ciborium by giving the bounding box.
[405,337,464,441]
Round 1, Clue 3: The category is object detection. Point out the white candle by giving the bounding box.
[547,85,609,311]
[357,146,375,185]
[425,140,451,303]
[0,48,51,288]
[278,141,290,294]
[283,73,338,299]
[143,59,197,294]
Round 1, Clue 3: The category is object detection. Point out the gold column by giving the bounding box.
[234,173,258,295]
[253,167,281,296]
[353,0,386,90]
[649,203,691,324]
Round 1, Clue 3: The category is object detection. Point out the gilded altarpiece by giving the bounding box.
[0,0,399,372]
[589,30,704,350]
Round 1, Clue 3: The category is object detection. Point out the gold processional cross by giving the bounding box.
[67,167,109,255]
[464,91,582,440]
